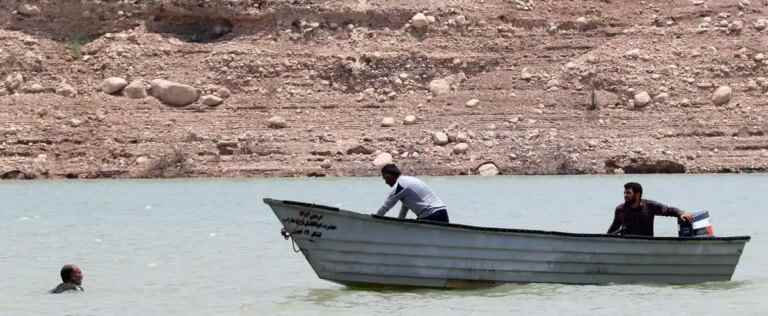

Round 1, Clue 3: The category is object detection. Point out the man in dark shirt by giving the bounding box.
[50,264,84,294]
[607,182,694,236]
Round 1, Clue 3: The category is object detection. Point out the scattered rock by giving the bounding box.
[123,80,148,99]
[465,99,480,107]
[711,86,733,106]
[5,73,24,91]
[453,143,469,154]
[347,144,375,155]
[593,90,621,108]
[624,49,641,59]
[201,95,224,107]
[403,115,417,125]
[746,80,760,91]
[411,13,430,29]
[216,87,232,99]
[729,20,744,34]
[478,162,499,176]
[654,92,670,102]
[149,79,199,106]
[381,117,395,127]
[24,84,46,94]
[634,91,652,108]
[373,153,393,167]
[68,118,83,128]
[17,4,41,16]
[455,15,469,26]
[217,142,238,155]
[432,131,449,146]
[267,116,288,129]
[520,69,533,81]
[101,77,128,94]
[428,78,451,95]
[754,19,768,31]
[55,83,76,97]
[546,79,560,89]
[456,132,469,143]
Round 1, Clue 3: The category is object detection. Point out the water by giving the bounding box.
[1,175,766,315]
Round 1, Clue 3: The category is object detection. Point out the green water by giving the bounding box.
[1,175,765,315]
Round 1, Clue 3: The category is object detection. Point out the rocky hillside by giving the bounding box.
[1,0,768,179]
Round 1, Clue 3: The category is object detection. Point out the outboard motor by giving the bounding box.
[678,211,714,237]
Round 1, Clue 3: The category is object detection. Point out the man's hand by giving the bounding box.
[679,212,694,223]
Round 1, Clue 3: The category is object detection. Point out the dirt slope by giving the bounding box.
[1,0,767,179]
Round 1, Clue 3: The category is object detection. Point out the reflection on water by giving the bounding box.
[290,282,568,308]
[671,280,754,292]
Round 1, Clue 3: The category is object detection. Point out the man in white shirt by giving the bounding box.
[375,164,449,223]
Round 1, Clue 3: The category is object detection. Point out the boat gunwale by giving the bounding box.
[265,198,751,242]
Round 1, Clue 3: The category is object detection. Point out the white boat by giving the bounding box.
[264,198,750,288]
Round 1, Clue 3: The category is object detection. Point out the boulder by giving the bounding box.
[55,83,77,97]
[201,95,224,106]
[711,86,733,106]
[624,49,641,59]
[478,163,499,176]
[411,13,430,29]
[633,91,652,108]
[465,99,480,107]
[381,117,395,127]
[17,4,41,16]
[346,144,375,155]
[373,153,393,167]
[754,19,768,31]
[101,77,128,94]
[24,83,46,94]
[403,115,417,125]
[215,87,232,99]
[149,79,199,106]
[429,78,451,96]
[5,73,24,92]
[432,131,449,145]
[453,143,469,154]
[267,116,287,129]
[123,80,148,99]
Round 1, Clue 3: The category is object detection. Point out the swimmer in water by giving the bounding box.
[50,264,84,294]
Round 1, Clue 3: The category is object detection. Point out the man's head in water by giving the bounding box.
[60,264,83,285]
[381,164,401,187]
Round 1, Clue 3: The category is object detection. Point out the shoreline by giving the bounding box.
[3,167,768,181]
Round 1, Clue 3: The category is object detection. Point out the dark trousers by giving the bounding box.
[419,209,449,223]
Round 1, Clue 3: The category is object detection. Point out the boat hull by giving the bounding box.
[264,199,750,288]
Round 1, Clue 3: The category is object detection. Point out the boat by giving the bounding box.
[264,198,750,288]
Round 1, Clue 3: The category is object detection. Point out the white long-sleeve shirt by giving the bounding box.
[376,176,446,219]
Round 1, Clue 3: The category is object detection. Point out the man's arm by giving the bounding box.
[648,200,693,222]
[376,184,406,216]
[607,207,623,234]
[397,204,409,219]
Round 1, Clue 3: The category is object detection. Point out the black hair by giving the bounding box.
[624,182,643,196]
[60,265,75,283]
[381,164,401,177]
